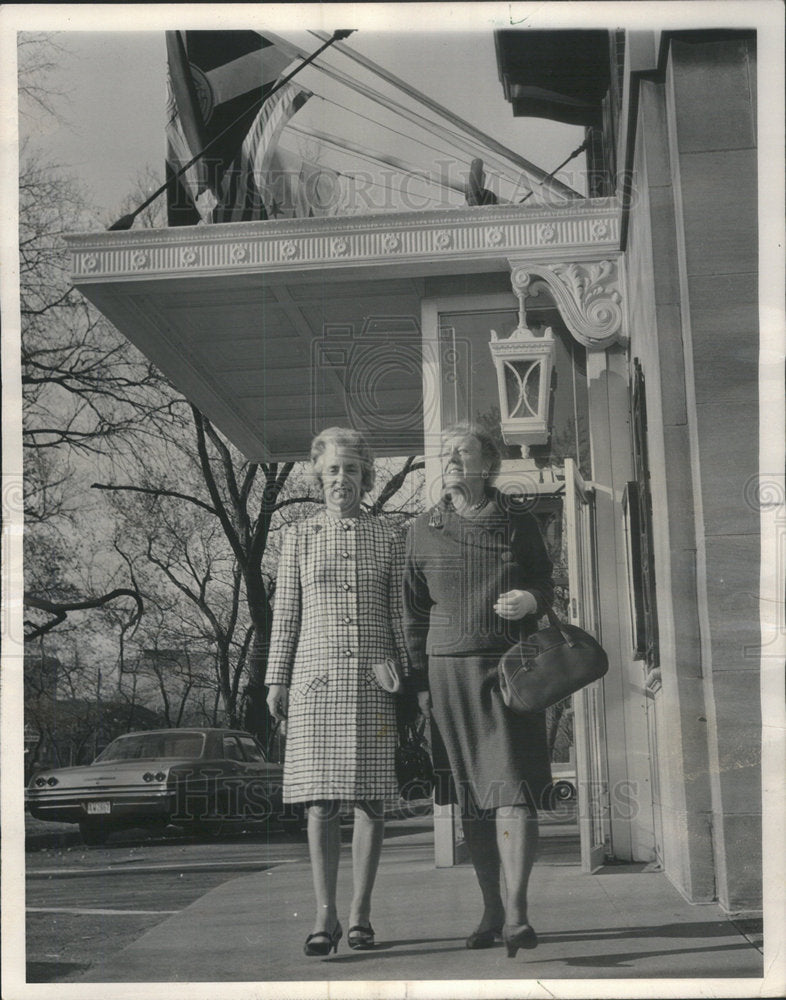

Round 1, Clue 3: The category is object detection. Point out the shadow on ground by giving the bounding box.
[26,961,91,983]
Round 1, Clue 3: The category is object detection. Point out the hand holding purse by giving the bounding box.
[498,606,608,714]
[395,716,434,801]
[371,657,403,694]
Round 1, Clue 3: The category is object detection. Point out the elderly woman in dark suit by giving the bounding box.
[266,427,408,957]
[402,422,554,958]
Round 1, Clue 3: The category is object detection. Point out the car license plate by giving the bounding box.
[87,801,111,815]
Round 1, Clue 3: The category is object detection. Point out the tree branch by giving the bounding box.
[24,588,143,641]
[91,481,217,515]
[191,406,244,562]
[368,457,424,515]
[202,415,247,534]
[272,495,321,513]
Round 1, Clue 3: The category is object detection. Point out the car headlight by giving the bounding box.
[47,777,59,786]
[143,771,167,783]
[35,777,46,787]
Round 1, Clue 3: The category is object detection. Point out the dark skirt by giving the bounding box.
[428,654,552,815]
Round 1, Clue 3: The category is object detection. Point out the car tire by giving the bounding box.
[79,819,111,846]
[552,780,576,802]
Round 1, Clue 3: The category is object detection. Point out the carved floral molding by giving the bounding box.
[67,199,622,281]
[508,257,625,350]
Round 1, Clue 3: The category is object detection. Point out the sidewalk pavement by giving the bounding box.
[70,816,764,989]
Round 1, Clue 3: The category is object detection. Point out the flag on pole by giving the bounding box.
[246,143,349,219]
[165,30,294,225]
[216,82,312,222]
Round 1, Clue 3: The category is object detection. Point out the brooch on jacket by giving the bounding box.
[428,496,452,529]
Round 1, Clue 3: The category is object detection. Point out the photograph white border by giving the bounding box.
[2,4,784,999]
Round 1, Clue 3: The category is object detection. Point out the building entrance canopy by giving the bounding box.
[66,199,623,461]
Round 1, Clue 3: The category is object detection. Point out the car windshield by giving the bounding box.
[94,732,205,762]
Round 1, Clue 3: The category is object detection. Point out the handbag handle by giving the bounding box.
[397,710,427,745]
[508,518,579,648]
[545,605,580,648]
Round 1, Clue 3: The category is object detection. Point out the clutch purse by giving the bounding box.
[498,607,609,714]
[371,657,403,694]
[395,717,434,801]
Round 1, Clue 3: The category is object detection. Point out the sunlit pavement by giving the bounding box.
[22,802,579,864]
[20,806,764,988]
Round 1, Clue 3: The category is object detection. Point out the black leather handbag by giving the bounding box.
[395,717,434,801]
[498,607,609,714]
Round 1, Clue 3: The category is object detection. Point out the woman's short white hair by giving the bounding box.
[310,426,376,496]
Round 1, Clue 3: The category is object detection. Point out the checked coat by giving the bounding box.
[265,509,409,803]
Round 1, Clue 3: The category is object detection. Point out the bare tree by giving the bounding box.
[92,408,315,732]
[20,153,177,458]
[94,408,425,741]
[113,572,232,730]
[18,36,179,641]
[103,163,168,231]
[17,32,68,121]
[18,150,184,640]
[143,523,250,728]
[24,629,165,769]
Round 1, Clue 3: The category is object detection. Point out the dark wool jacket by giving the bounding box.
[402,493,554,692]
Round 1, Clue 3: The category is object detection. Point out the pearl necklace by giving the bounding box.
[469,496,489,512]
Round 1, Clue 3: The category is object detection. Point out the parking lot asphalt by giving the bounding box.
[21,811,766,995]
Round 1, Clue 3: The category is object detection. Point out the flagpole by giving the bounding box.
[285,122,468,197]
[518,139,590,204]
[108,29,356,231]
[259,29,577,204]
[306,29,582,201]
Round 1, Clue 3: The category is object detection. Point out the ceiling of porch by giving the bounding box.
[87,270,430,461]
[67,200,622,462]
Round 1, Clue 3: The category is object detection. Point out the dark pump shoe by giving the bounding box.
[502,923,538,958]
[465,925,502,949]
[304,922,343,956]
[347,923,375,950]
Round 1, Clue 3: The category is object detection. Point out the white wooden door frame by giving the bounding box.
[564,458,611,872]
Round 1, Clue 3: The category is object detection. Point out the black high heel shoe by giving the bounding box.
[502,923,538,958]
[466,906,505,949]
[304,921,343,956]
[465,925,503,949]
[348,923,375,950]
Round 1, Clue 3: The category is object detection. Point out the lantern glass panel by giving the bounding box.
[503,359,541,419]
[524,360,542,416]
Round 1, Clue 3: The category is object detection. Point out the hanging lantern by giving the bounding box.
[489,321,555,455]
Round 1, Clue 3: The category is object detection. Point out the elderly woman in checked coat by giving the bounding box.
[266,427,409,957]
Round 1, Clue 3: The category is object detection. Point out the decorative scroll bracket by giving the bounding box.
[508,257,626,351]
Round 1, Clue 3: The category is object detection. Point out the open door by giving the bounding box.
[564,458,611,872]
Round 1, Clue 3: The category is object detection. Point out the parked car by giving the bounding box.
[25,727,303,845]
[549,763,577,802]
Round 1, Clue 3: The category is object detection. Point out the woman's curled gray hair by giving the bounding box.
[310,426,376,496]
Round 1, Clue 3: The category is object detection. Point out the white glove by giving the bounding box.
[266,684,289,722]
[417,690,432,719]
[494,590,538,621]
